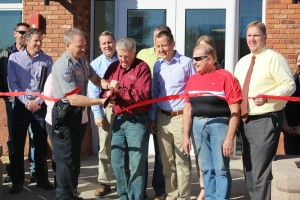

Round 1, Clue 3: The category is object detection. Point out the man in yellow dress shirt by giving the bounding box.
[234,21,295,200]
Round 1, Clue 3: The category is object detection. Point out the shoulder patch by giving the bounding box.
[62,68,73,83]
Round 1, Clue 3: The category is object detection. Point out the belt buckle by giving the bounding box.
[171,111,177,117]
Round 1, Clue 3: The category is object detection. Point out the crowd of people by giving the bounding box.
[0,20,299,200]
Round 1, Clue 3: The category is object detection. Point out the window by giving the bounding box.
[239,0,262,59]
[185,9,226,65]
[0,1,22,51]
[93,0,115,58]
[127,9,166,52]
[0,11,22,51]
[0,0,22,2]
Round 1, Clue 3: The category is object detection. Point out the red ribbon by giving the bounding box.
[0,87,81,102]
[2,88,300,114]
[115,93,300,114]
[115,92,231,114]
[254,94,300,102]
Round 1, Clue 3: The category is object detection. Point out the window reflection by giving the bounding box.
[239,0,262,59]
[94,0,115,58]
[0,11,21,51]
[185,9,225,66]
[127,9,166,53]
[0,0,21,3]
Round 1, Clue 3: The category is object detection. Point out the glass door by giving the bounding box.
[176,0,238,71]
[115,0,238,72]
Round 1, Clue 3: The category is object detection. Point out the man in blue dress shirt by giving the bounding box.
[150,31,195,200]
[88,31,118,197]
[7,28,53,194]
[0,22,37,183]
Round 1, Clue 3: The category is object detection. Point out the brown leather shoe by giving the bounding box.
[94,184,111,196]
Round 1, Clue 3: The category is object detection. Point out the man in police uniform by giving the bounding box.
[51,27,117,200]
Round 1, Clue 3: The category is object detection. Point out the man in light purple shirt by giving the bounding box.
[150,31,195,200]
[7,28,53,194]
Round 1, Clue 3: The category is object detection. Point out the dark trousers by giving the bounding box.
[283,132,300,155]
[5,97,36,176]
[4,97,14,169]
[10,100,48,186]
[241,111,282,200]
[50,105,83,200]
[47,122,87,191]
[144,134,165,196]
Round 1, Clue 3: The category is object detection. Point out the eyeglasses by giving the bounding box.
[193,56,208,61]
[16,30,26,35]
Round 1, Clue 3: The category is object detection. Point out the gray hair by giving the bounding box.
[64,28,85,45]
[116,38,136,53]
[23,28,42,41]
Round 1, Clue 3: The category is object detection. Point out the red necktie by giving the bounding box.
[241,55,256,122]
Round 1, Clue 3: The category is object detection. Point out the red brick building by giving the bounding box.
[0,0,300,156]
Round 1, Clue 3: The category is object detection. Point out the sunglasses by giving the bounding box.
[16,30,26,35]
[193,56,208,61]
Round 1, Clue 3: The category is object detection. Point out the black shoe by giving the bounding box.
[4,175,11,183]
[74,197,84,200]
[9,184,23,194]
[29,172,37,183]
[37,181,54,190]
[74,188,78,196]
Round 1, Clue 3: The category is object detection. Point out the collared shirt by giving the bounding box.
[52,51,96,99]
[7,49,53,105]
[102,58,152,115]
[136,47,159,75]
[234,46,295,115]
[88,53,118,119]
[150,50,195,120]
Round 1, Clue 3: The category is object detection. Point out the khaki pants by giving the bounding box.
[98,107,114,184]
[156,112,191,200]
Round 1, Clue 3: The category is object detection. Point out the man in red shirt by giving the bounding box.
[102,38,152,200]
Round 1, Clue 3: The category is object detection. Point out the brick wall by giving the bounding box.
[266,0,300,72]
[23,0,91,62]
[0,0,92,158]
[265,0,300,155]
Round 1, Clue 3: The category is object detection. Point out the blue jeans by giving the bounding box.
[194,117,231,200]
[111,113,149,200]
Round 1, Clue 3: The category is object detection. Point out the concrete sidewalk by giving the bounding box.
[2,155,250,200]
